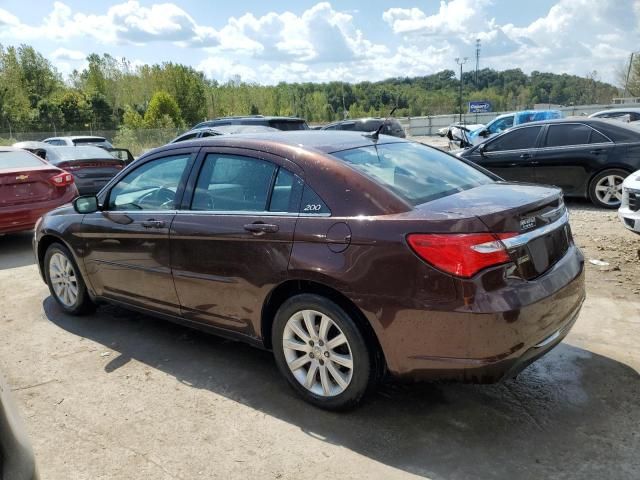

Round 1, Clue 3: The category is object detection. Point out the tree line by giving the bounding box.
[0,43,623,136]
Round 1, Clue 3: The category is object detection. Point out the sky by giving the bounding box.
[0,0,638,85]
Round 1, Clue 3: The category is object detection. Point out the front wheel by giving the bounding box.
[45,243,95,315]
[272,294,374,410]
[588,169,628,209]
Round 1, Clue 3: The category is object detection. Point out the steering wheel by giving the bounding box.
[137,187,175,209]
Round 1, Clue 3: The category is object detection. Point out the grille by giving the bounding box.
[629,190,639,212]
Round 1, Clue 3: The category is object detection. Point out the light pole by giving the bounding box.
[455,57,468,123]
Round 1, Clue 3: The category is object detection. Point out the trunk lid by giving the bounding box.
[0,166,63,207]
[417,182,571,279]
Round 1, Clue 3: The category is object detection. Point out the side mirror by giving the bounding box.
[478,144,487,157]
[73,195,100,214]
[479,129,489,137]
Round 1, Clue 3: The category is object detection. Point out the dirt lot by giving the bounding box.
[0,203,639,480]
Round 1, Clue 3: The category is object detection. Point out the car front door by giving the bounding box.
[170,149,304,337]
[79,150,195,315]
[534,123,614,196]
[469,125,543,182]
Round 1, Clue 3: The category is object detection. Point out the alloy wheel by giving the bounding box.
[49,252,78,307]
[594,174,624,206]
[282,309,354,397]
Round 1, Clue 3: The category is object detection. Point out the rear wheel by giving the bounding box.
[45,243,95,315]
[588,169,628,209]
[272,294,374,410]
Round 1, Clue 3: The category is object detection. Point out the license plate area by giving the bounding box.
[510,224,571,279]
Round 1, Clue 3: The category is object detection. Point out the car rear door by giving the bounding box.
[534,123,614,196]
[469,125,543,182]
[79,149,195,314]
[170,148,303,337]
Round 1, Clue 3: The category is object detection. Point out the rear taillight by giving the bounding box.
[407,232,517,278]
[49,172,74,187]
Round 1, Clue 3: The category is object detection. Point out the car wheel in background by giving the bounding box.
[45,243,95,315]
[272,294,374,410]
[589,169,628,209]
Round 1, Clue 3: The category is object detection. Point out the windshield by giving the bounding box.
[331,142,493,205]
[47,146,115,164]
[0,150,45,169]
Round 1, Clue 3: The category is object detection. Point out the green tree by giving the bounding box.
[143,91,183,128]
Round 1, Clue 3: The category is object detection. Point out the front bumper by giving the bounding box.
[618,207,640,234]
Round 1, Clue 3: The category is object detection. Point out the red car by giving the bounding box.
[0,147,78,234]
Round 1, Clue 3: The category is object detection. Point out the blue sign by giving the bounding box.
[469,101,492,113]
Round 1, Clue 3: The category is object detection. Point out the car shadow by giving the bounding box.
[43,298,639,479]
[0,232,36,270]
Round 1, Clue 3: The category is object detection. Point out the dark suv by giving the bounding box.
[192,116,309,131]
[321,118,406,138]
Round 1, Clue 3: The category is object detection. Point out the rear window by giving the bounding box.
[47,146,115,164]
[268,120,309,131]
[331,142,492,205]
[0,150,45,169]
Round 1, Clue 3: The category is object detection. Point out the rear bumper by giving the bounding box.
[0,191,76,234]
[74,177,111,195]
[382,245,585,382]
[618,207,640,233]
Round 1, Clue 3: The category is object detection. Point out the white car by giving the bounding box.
[619,170,640,234]
[589,108,640,125]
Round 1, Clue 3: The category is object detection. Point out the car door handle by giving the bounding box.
[519,153,531,159]
[590,149,604,154]
[141,219,166,228]
[244,223,279,234]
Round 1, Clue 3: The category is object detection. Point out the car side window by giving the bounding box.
[589,129,610,144]
[488,116,514,134]
[545,124,592,147]
[485,126,542,152]
[192,154,276,212]
[301,185,331,215]
[268,168,304,213]
[108,155,189,211]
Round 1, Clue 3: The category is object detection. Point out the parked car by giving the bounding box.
[468,110,563,145]
[619,170,640,234]
[589,108,640,124]
[42,136,114,148]
[42,146,125,195]
[460,118,640,208]
[192,116,309,131]
[0,147,77,234]
[11,141,51,159]
[34,131,585,410]
[321,118,406,138]
[0,372,39,479]
[170,125,279,144]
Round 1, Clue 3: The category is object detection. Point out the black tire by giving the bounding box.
[588,168,629,209]
[272,294,375,410]
[44,243,95,315]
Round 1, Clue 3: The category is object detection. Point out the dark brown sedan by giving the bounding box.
[34,131,585,410]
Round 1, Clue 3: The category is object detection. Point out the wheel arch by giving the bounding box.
[37,234,76,280]
[261,279,386,372]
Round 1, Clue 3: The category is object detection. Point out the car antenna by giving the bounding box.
[364,106,397,141]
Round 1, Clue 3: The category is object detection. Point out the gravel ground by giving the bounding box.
[0,201,638,479]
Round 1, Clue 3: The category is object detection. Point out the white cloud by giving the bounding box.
[51,47,85,61]
[213,2,387,63]
[0,1,219,46]
[382,0,640,82]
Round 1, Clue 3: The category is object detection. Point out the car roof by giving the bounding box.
[151,130,407,159]
[12,141,51,149]
[590,108,640,115]
[207,115,305,121]
[45,135,108,140]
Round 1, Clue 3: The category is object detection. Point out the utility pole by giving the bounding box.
[475,39,481,86]
[624,52,634,98]
[455,57,468,123]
